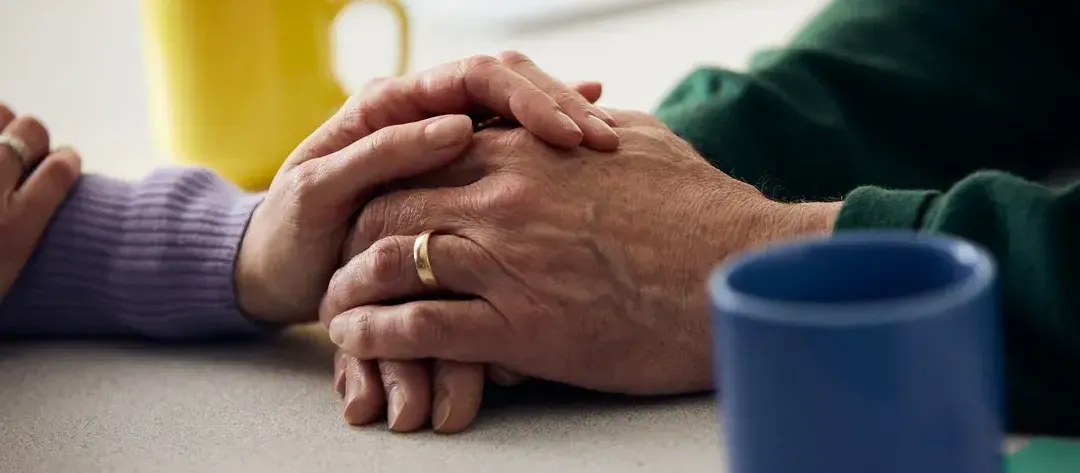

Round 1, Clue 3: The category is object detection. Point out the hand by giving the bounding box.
[325,57,600,435]
[232,51,612,433]
[235,51,618,325]
[0,104,82,296]
[322,110,841,395]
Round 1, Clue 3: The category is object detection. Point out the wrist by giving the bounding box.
[750,199,842,248]
[234,203,282,324]
[782,201,842,237]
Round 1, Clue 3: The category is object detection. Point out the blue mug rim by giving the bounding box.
[708,231,996,327]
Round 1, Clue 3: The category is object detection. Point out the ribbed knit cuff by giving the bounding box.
[834,186,941,232]
[0,168,266,339]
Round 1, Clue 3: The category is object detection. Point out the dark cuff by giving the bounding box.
[835,186,940,231]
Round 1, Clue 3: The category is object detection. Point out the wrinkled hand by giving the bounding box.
[324,57,602,435]
[322,110,840,396]
[0,104,82,296]
[235,51,617,324]
[232,52,615,433]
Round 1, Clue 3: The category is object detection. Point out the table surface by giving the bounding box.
[0,329,722,473]
[0,0,913,472]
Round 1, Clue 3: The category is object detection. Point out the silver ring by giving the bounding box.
[0,134,31,167]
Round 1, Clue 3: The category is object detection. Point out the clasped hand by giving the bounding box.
[233,52,621,433]
[305,55,838,433]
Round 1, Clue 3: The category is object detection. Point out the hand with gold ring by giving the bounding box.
[0,102,82,296]
[310,52,608,434]
[325,110,839,399]
[324,230,524,434]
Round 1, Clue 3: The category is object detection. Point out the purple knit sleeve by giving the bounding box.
[0,167,267,339]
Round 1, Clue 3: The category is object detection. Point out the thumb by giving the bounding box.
[291,114,473,211]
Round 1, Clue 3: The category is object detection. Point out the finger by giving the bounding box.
[343,356,385,426]
[0,102,15,130]
[467,80,604,131]
[349,184,480,256]
[431,361,484,434]
[329,299,507,363]
[488,365,528,387]
[285,114,473,213]
[499,51,618,151]
[322,234,485,326]
[407,56,586,148]
[378,360,431,433]
[1,115,51,189]
[334,351,347,396]
[288,57,584,167]
[16,146,82,215]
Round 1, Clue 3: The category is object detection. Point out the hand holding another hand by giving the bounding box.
[235,52,616,325]
[323,109,841,398]
[231,52,616,433]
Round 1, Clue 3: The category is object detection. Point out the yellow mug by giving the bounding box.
[140,0,410,190]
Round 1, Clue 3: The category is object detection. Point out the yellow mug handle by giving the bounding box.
[332,0,411,82]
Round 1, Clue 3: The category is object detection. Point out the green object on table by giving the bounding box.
[1008,439,1080,472]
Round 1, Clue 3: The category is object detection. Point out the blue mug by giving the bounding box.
[709,231,1002,473]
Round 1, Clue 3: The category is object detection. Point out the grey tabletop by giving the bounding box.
[0,327,724,473]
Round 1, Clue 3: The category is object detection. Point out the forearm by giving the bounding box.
[0,168,266,339]
[655,0,1078,201]
[835,171,1080,435]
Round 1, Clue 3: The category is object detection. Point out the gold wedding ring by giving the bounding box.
[413,230,439,289]
[0,134,31,169]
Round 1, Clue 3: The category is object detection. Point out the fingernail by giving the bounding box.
[388,388,406,430]
[433,394,451,431]
[556,110,583,136]
[587,114,616,137]
[425,116,470,149]
[328,316,347,345]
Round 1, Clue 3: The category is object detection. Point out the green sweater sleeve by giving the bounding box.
[838,174,1080,435]
[655,0,1079,202]
[653,0,1080,434]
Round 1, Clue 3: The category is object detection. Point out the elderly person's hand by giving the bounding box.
[0,104,82,296]
[323,61,604,435]
[232,52,615,432]
[322,110,843,397]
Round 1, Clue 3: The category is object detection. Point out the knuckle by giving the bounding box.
[401,304,445,346]
[284,162,322,205]
[462,54,499,73]
[347,311,376,353]
[497,50,532,66]
[551,89,586,108]
[366,237,405,285]
[355,198,390,247]
[335,104,368,138]
[0,102,13,121]
[40,163,79,192]
[10,115,49,145]
[360,76,392,93]
[481,175,534,214]
[323,267,354,318]
[461,55,501,94]
[366,125,403,155]
[16,115,46,132]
